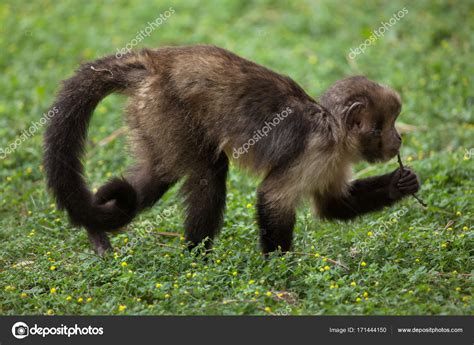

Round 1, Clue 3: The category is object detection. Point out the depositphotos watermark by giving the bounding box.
[232,106,293,159]
[11,321,104,339]
[115,7,175,58]
[356,206,409,254]
[0,106,59,160]
[464,148,473,160]
[348,7,408,60]
[119,204,178,255]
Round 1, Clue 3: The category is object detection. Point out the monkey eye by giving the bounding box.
[372,129,382,137]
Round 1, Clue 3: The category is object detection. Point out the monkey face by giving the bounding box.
[357,120,401,163]
[352,86,402,163]
[320,76,402,163]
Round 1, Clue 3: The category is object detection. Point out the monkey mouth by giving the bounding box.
[375,152,398,163]
[385,148,400,161]
[364,152,396,163]
[370,156,387,163]
[361,149,385,163]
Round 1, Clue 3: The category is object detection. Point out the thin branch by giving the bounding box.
[435,272,472,278]
[96,127,128,147]
[153,241,182,250]
[154,231,181,238]
[397,153,427,207]
[443,220,455,230]
[396,122,425,134]
[90,65,113,76]
[291,251,350,271]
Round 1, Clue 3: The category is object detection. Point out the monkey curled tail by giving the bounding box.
[44,51,157,246]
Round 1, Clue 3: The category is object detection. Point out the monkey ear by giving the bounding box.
[345,101,364,130]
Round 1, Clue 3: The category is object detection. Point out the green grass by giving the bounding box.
[0,0,473,315]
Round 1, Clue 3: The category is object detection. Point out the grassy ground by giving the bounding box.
[0,0,472,315]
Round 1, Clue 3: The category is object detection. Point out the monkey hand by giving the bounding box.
[388,168,421,200]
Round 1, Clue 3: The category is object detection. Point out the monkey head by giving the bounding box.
[321,76,402,163]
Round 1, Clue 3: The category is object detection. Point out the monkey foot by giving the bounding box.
[87,231,113,257]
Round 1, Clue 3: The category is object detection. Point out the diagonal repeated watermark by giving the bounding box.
[348,7,408,60]
[232,106,293,159]
[0,106,59,160]
[115,7,175,59]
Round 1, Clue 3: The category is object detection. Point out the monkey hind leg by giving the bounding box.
[80,177,137,255]
[126,163,178,211]
[86,163,178,254]
[84,178,136,255]
[87,230,112,257]
[257,174,297,255]
[182,153,228,252]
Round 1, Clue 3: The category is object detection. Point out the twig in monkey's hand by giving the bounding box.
[397,154,427,207]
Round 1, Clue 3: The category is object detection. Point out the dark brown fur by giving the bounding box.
[44,45,420,255]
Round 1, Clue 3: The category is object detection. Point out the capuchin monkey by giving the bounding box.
[44,45,420,256]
